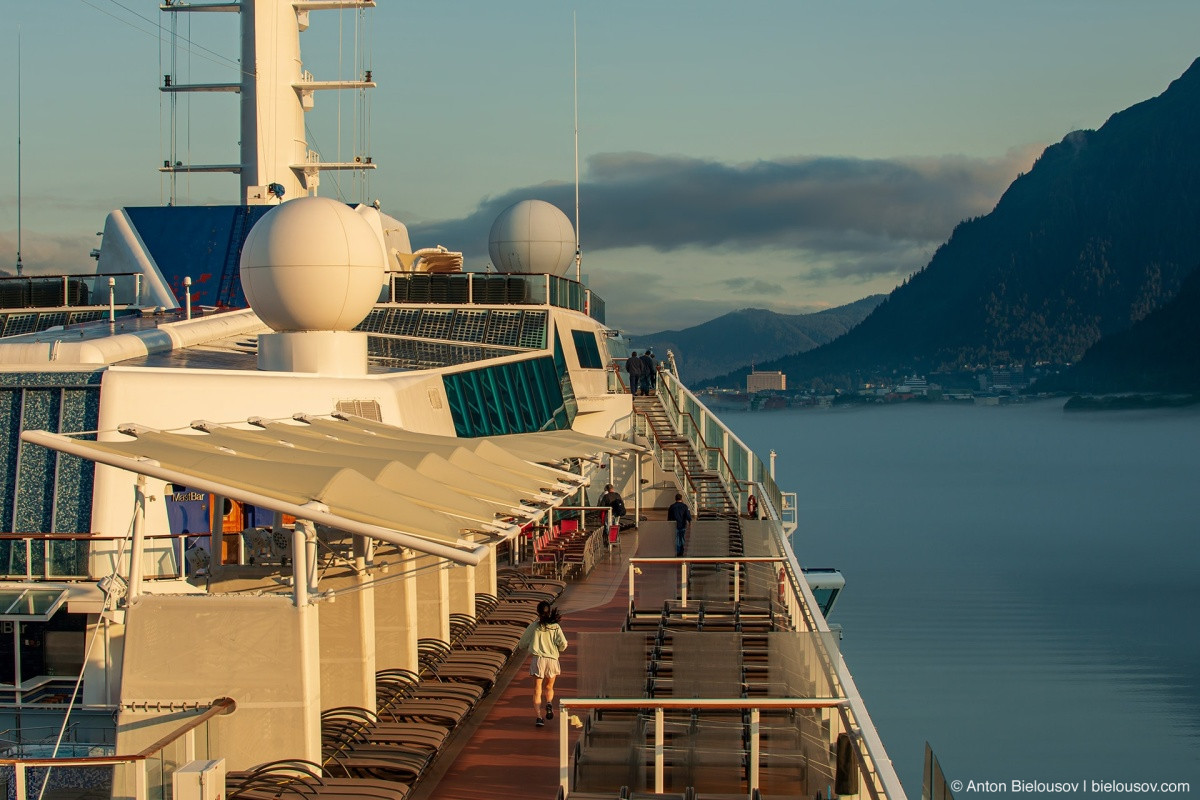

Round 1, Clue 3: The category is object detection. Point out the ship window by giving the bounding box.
[0,588,70,621]
[443,355,570,436]
[570,330,604,369]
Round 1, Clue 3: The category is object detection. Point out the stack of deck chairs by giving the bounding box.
[226,568,564,799]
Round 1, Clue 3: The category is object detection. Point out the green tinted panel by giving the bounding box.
[444,355,572,436]
[570,329,604,369]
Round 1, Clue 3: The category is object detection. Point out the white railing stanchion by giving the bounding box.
[559,705,570,795]
[749,707,761,793]
[654,707,665,793]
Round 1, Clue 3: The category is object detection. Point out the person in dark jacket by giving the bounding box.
[639,350,656,395]
[625,351,645,395]
[667,493,692,557]
[599,483,625,527]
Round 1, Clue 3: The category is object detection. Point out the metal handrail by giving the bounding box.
[639,378,742,514]
[0,697,236,800]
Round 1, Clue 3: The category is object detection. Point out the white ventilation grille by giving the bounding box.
[335,399,383,421]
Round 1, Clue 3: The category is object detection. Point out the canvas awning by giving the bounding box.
[20,414,644,565]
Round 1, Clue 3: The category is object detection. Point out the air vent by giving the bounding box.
[335,399,382,422]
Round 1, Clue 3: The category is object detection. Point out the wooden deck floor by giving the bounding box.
[415,518,680,800]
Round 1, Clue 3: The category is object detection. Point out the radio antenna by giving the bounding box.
[573,12,581,284]
[15,29,23,276]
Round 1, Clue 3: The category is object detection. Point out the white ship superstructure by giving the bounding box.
[0,3,908,799]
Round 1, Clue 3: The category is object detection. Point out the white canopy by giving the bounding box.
[21,415,644,565]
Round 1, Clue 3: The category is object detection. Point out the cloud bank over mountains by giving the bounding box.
[406,145,1037,331]
[411,146,1038,280]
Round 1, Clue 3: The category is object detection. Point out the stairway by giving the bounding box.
[634,394,743,558]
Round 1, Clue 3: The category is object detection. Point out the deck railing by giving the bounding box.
[385,272,605,324]
[557,696,851,797]
[0,532,205,582]
[655,370,796,529]
[0,697,235,800]
[601,555,903,798]
[0,272,146,310]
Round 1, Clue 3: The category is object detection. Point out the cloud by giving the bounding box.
[0,231,98,276]
[408,145,1039,289]
[718,277,786,295]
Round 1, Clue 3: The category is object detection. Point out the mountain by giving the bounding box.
[720,57,1200,390]
[1037,266,1200,394]
[631,296,883,384]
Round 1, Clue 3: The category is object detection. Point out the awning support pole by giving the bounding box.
[292,520,311,607]
[128,474,147,603]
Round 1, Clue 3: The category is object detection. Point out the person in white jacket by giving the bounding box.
[521,600,569,727]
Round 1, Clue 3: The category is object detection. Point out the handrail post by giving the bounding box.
[15,763,26,800]
[680,561,688,607]
[733,561,740,603]
[749,707,761,793]
[628,561,636,610]
[136,758,148,800]
[559,702,570,795]
[654,707,665,793]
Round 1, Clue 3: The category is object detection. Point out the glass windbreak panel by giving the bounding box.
[570,329,604,369]
[671,632,741,696]
[765,631,841,698]
[0,763,114,800]
[0,542,30,579]
[578,632,652,698]
[730,445,749,485]
[589,292,605,324]
[48,539,90,578]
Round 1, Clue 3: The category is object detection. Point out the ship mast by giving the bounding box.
[159,0,377,204]
[573,12,581,284]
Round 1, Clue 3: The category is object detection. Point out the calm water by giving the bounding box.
[721,400,1200,798]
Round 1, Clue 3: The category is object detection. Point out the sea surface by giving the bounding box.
[720,399,1200,799]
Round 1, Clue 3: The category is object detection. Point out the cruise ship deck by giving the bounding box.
[415,519,672,800]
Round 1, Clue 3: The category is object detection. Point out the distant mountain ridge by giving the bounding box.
[713,57,1200,389]
[633,296,884,384]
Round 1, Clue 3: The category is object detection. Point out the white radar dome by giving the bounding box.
[240,196,386,332]
[488,199,575,275]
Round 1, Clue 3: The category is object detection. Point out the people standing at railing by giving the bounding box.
[746,493,758,519]
[667,493,692,557]
[519,600,569,728]
[626,351,646,395]
[640,350,657,395]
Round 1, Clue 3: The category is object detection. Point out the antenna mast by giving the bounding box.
[573,12,581,284]
[15,30,22,277]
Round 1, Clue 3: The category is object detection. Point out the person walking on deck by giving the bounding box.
[667,493,692,557]
[625,351,646,395]
[600,483,626,528]
[520,600,568,727]
[640,350,657,395]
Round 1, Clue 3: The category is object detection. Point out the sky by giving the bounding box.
[2,1,1200,334]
